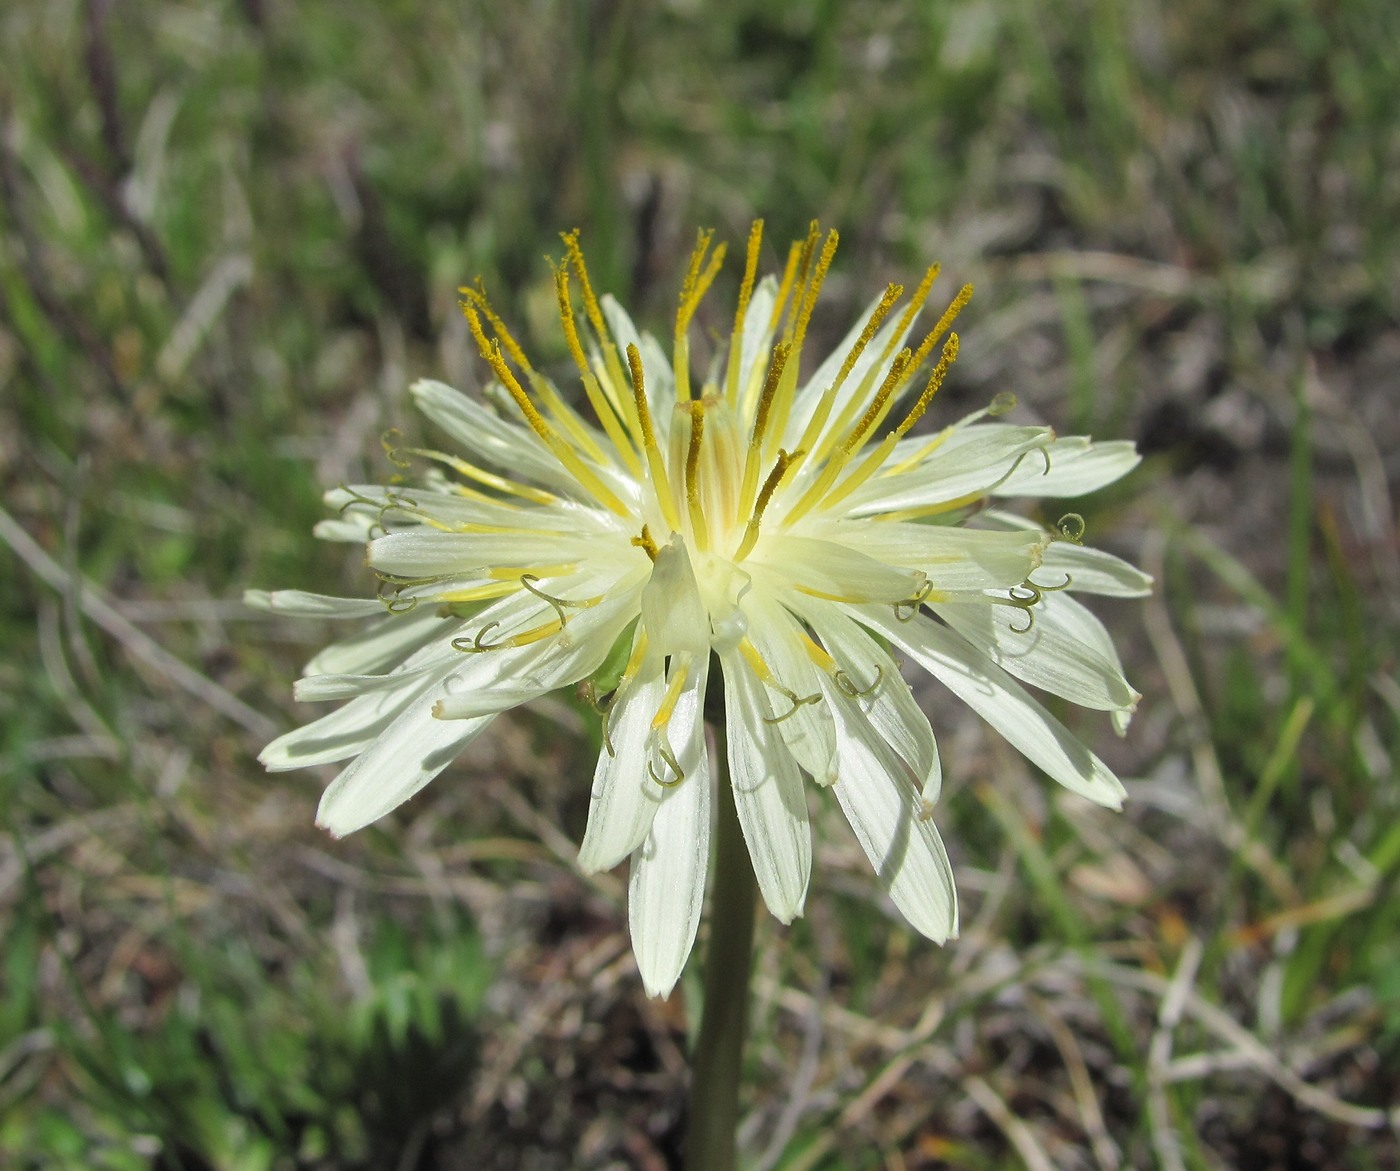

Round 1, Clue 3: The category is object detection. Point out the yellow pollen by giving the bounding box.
[685,400,710,550]
[791,228,839,357]
[738,343,791,517]
[790,282,904,470]
[627,344,683,533]
[465,306,630,518]
[819,333,962,513]
[733,448,801,562]
[726,219,765,403]
[631,524,659,561]
[674,229,728,403]
[563,229,631,398]
[780,222,821,346]
[767,239,804,334]
[461,281,533,372]
[842,348,913,455]
[554,266,641,475]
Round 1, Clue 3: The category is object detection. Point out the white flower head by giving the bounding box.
[250,222,1149,997]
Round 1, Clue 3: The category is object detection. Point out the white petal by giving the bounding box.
[792,598,941,804]
[244,590,385,619]
[578,670,668,872]
[862,608,1127,808]
[304,608,449,677]
[1041,542,1153,597]
[315,695,492,837]
[750,535,923,604]
[740,595,837,785]
[410,379,577,493]
[260,679,427,770]
[824,679,958,941]
[367,530,604,578]
[313,514,376,543]
[720,649,811,922]
[993,436,1140,497]
[842,426,1052,515]
[933,592,1139,713]
[804,520,1045,593]
[294,668,431,702]
[628,742,710,998]
[433,685,552,719]
[784,293,914,448]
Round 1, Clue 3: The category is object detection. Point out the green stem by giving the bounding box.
[685,744,757,1171]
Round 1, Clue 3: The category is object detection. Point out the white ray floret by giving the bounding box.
[251,220,1146,997]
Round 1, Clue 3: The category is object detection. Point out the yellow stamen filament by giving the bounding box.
[799,631,838,675]
[627,344,683,533]
[790,228,838,357]
[651,659,690,730]
[466,307,631,518]
[733,448,801,562]
[767,239,805,334]
[685,400,710,550]
[820,333,960,511]
[791,282,904,469]
[780,222,821,347]
[725,219,765,404]
[674,229,728,403]
[780,349,912,528]
[561,230,629,393]
[394,444,557,505]
[554,267,642,475]
[737,343,791,519]
[738,636,775,684]
[631,524,659,561]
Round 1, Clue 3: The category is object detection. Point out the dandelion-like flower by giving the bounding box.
[250,222,1148,996]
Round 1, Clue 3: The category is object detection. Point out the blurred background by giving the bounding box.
[2,0,1398,1167]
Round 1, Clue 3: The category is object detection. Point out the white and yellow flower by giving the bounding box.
[250,222,1148,996]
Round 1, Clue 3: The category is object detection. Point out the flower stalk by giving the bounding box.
[686,729,756,1171]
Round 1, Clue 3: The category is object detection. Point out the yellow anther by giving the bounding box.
[562,228,632,398]
[685,400,710,550]
[631,524,659,561]
[733,448,801,562]
[818,333,962,513]
[461,280,534,373]
[674,229,727,403]
[737,343,791,517]
[627,344,683,533]
[466,306,630,518]
[790,282,905,470]
[465,308,549,437]
[726,219,766,404]
[554,265,641,475]
[790,228,838,357]
[780,222,821,346]
[842,349,913,455]
[767,238,805,334]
